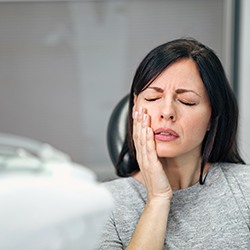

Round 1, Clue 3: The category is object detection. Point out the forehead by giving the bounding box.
[147,59,205,91]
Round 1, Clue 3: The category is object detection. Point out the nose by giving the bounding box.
[159,100,176,121]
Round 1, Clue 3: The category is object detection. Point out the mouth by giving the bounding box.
[154,128,179,141]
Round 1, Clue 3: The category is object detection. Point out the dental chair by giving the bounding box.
[107,95,129,168]
[107,94,137,177]
[0,133,113,250]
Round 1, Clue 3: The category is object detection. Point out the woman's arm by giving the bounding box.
[126,196,171,250]
[126,108,172,249]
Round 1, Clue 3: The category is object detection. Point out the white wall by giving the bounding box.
[239,0,250,163]
[0,0,233,180]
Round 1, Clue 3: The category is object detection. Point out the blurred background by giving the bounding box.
[0,0,249,181]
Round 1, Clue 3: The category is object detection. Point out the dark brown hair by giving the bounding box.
[116,38,245,184]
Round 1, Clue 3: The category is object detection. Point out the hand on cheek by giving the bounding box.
[133,107,172,201]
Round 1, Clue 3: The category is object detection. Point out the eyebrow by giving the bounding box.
[147,86,201,97]
[175,88,201,97]
[147,86,164,93]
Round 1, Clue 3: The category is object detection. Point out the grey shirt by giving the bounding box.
[98,163,250,249]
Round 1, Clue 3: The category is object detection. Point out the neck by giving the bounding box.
[161,158,205,190]
[133,157,211,190]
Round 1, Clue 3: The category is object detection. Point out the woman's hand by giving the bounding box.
[133,107,172,202]
[126,107,172,249]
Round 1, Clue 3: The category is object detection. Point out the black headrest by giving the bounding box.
[106,94,129,167]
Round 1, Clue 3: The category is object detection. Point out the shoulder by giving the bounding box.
[101,178,131,198]
[101,177,146,202]
[101,177,146,216]
[219,162,250,203]
[219,162,250,180]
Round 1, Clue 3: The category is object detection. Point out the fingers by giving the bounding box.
[133,107,155,167]
[133,107,172,201]
[146,126,158,164]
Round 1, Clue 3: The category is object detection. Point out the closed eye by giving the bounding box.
[178,100,196,106]
[144,97,160,102]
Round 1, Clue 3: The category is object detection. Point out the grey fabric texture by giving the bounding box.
[98,163,250,249]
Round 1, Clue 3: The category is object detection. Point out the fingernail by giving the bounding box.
[139,107,143,114]
[143,114,147,121]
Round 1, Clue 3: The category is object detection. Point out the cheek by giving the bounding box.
[144,103,159,116]
[134,100,159,119]
[146,107,160,126]
[186,116,210,142]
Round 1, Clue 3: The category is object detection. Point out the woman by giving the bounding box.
[99,38,250,249]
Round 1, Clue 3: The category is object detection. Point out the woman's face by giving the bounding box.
[133,59,211,161]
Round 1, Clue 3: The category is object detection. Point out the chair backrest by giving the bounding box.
[107,94,129,168]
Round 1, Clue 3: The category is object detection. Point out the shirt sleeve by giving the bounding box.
[97,212,124,250]
[222,164,250,230]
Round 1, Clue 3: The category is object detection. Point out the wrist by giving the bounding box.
[146,195,172,210]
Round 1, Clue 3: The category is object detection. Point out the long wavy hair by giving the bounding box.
[116,38,245,184]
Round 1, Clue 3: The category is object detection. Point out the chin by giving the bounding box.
[155,143,183,158]
[156,149,178,158]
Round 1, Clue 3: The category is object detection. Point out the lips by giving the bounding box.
[154,128,179,141]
